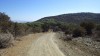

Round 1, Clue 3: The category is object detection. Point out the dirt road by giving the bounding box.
[26,32,65,56]
[1,32,65,56]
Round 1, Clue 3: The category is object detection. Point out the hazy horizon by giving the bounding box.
[0,0,100,22]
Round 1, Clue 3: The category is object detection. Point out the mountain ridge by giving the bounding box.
[38,12,100,23]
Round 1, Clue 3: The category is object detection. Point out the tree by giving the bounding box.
[0,12,11,33]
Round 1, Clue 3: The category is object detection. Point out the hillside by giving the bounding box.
[38,12,100,24]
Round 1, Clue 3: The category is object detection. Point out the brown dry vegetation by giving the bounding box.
[56,32,100,56]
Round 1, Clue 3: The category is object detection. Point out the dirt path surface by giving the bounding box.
[0,32,65,56]
[26,32,65,56]
[0,34,36,56]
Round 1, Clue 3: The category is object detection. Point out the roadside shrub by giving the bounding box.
[72,27,85,37]
[0,33,14,48]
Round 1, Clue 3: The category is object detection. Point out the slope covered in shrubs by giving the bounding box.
[38,12,100,24]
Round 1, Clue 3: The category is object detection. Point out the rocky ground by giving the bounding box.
[54,32,100,56]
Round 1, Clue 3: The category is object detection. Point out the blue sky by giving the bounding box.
[0,0,100,22]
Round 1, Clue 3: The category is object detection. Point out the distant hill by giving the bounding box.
[38,12,100,24]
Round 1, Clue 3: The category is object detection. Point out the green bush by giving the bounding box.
[72,27,85,37]
[80,22,95,35]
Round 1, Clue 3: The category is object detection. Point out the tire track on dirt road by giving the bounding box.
[26,32,65,56]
